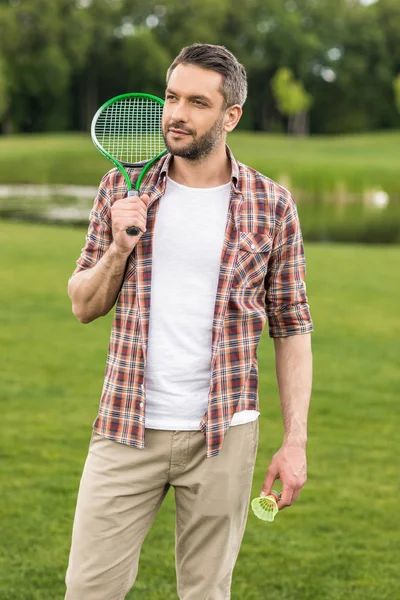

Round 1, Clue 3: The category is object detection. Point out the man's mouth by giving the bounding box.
[168,128,192,136]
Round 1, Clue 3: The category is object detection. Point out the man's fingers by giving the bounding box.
[117,199,148,214]
[112,194,149,235]
[113,215,147,234]
[119,194,149,210]
[290,486,302,505]
[277,483,295,510]
[260,465,279,497]
[126,193,150,207]
[113,208,146,221]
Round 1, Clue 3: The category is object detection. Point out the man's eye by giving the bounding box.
[166,95,177,101]
[193,100,205,106]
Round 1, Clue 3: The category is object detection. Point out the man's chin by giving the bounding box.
[165,141,197,158]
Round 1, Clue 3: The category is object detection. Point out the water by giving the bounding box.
[0,184,399,244]
[1,184,398,224]
[0,184,97,225]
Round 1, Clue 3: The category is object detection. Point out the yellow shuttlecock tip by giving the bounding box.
[251,490,279,522]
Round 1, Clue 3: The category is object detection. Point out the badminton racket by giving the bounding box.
[91,92,167,236]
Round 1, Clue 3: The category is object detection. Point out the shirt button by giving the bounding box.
[251,243,255,249]
[140,402,144,409]
[141,384,145,390]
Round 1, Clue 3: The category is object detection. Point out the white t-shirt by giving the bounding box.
[144,176,260,430]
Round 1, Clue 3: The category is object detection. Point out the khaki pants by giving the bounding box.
[65,419,259,600]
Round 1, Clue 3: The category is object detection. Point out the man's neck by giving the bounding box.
[168,142,232,188]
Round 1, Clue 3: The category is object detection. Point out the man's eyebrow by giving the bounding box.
[165,88,213,104]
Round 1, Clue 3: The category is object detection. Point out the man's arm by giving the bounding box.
[68,180,150,323]
[262,189,314,509]
[68,243,132,323]
[260,333,312,509]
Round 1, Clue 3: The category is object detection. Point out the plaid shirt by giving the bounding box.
[72,146,313,457]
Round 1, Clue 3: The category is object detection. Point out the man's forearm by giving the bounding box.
[68,243,131,324]
[273,333,313,447]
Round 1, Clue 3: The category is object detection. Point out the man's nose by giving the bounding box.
[171,100,189,122]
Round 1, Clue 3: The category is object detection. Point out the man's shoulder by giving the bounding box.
[237,161,294,207]
[100,166,142,187]
[100,153,168,195]
[97,166,144,204]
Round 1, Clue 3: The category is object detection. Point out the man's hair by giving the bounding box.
[166,43,247,108]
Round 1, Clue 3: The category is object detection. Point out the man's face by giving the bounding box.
[162,63,228,160]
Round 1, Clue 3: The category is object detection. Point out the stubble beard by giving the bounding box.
[162,112,225,161]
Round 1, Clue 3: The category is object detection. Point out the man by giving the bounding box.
[65,43,313,599]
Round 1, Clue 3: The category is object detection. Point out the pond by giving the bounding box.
[0,184,98,226]
[0,184,399,243]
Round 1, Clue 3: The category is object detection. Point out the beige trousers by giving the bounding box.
[64,419,259,600]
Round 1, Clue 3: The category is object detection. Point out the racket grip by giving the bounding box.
[126,226,141,236]
[126,190,142,236]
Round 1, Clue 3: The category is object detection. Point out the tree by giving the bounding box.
[271,67,313,135]
[394,74,400,114]
[0,54,9,119]
[1,0,399,135]
[0,0,92,132]
[308,0,396,133]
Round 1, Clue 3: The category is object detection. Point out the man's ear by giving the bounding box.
[224,105,242,133]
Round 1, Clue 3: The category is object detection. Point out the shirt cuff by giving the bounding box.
[267,302,314,338]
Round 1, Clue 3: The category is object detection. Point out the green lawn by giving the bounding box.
[0,130,399,194]
[0,221,399,599]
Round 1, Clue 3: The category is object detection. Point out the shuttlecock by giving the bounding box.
[251,490,280,522]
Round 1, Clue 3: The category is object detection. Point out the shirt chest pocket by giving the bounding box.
[233,231,273,288]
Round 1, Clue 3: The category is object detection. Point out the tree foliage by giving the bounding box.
[394,74,400,114]
[0,0,399,134]
[272,67,312,135]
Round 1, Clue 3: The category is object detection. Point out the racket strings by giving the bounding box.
[94,97,165,164]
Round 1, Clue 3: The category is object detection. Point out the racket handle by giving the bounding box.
[126,190,142,236]
[126,226,141,236]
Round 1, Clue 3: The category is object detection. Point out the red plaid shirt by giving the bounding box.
[71,146,313,457]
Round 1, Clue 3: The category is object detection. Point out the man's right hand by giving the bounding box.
[111,193,150,255]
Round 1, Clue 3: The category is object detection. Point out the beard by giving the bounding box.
[162,112,225,161]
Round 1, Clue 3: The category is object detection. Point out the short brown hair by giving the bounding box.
[166,43,247,108]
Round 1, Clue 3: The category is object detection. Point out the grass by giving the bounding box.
[1,220,399,599]
[0,130,400,194]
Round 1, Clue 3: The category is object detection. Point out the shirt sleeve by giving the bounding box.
[70,172,113,278]
[265,191,314,338]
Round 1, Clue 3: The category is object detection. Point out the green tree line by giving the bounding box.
[0,0,399,135]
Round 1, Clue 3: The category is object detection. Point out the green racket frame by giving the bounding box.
[91,92,167,235]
